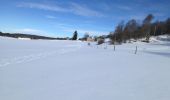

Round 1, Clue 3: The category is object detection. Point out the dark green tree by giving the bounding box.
[72,30,78,40]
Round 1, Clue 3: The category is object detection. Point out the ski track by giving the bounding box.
[0,44,81,68]
[1,42,169,68]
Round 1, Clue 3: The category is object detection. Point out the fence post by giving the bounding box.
[114,45,115,51]
[135,46,137,54]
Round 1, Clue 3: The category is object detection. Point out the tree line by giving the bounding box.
[1,14,169,42]
[109,14,170,44]
[0,32,69,40]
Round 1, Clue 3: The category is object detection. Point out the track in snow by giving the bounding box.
[0,44,81,68]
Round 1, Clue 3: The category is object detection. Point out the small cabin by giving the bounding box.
[87,37,94,42]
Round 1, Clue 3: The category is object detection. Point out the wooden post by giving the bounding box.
[154,26,157,36]
[114,35,116,51]
[104,46,107,49]
[135,46,137,54]
[114,45,115,51]
[88,43,90,46]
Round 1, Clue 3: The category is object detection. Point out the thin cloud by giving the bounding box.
[54,22,108,35]
[14,28,58,37]
[15,28,46,35]
[116,5,132,11]
[17,2,105,17]
[59,26,108,35]
[45,15,56,19]
[70,2,105,17]
[17,2,68,12]
[129,14,146,20]
[77,29,108,35]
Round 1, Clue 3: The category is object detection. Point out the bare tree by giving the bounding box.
[142,14,154,42]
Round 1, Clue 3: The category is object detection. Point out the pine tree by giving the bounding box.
[72,31,78,40]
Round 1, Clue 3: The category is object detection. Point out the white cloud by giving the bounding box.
[59,26,108,35]
[17,2,104,17]
[77,29,108,35]
[116,5,132,11]
[129,15,146,20]
[14,28,59,37]
[70,3,104,17]
[54,23,108,35]
[45,15,56,19]
[17,2,68,12]
[15,28,46,35]
[153,13,165,17]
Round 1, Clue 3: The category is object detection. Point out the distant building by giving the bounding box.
[87,37,94,42]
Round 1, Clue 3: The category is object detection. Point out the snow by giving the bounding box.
[0,36,170,100]
[17,37,31,40]
[156,35,170,41]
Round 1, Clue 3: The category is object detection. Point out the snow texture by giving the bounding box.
[0,36,170,100]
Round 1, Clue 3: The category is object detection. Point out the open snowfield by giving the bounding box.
[0,36,170,100]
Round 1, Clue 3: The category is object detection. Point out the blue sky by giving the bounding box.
[0,0,170,37]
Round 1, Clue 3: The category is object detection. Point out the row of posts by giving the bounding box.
[88,42,138,54]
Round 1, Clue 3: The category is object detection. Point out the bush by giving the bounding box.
[97,38,104,45]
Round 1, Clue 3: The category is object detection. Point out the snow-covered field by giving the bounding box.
[0,36,170,100]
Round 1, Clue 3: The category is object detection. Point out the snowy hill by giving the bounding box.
[0,36,170,100]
